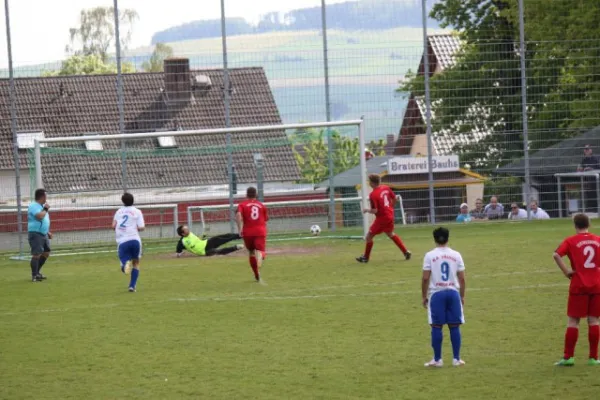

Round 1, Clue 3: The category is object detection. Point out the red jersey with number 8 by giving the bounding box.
[238,200,268,237]
[369,185,395,221]
[556,233,600,294]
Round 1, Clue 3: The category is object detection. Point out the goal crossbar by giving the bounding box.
[32,119,369,236]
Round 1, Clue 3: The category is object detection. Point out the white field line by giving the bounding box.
[0,281,564,317]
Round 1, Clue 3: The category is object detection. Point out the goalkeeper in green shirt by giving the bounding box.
[176,225,243,257]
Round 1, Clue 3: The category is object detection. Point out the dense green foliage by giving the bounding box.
[399,0,600,172]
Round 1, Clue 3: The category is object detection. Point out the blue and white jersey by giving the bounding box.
[423,246,465,298]
[113,206,145,245]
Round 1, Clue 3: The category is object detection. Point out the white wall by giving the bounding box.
[0,169,31,204]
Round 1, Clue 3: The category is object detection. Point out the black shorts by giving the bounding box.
[28,232,51,256]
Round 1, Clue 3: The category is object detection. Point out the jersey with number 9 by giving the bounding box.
[238,200,268,237]
[556,233,600,294]
[423,246,465,297]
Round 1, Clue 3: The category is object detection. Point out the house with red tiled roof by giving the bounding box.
[0,58,299,198]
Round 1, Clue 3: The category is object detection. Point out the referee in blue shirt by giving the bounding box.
[28,188,52,282]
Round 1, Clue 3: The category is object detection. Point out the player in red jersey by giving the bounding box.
[236,187,268,282]
[554,213,600,366]
[356,174,411,263]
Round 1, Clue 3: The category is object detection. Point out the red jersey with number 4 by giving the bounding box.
[238,200,268,237]
[556,233,600,295]
[369,185,395,221]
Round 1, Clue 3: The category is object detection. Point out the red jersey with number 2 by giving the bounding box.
[556,233,600,295]
[369,185,395,221]
[238,200,268,237]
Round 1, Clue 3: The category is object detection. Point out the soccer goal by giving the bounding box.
[27,119,372,250]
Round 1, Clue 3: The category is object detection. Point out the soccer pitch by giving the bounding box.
[1,220,599,399]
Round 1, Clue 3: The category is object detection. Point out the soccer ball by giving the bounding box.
[310,225,321,236]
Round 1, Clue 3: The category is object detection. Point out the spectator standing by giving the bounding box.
[577,145,600,172]
[470,198,486,220]
[456,203,472,223]
[484,196,504,220]
[508,203,528,220]
[578,145,600,211]
[27,189,52,282]
[530,200,550,220]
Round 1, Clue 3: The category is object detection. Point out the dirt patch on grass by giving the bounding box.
[153,245,329,259]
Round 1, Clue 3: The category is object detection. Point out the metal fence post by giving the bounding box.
[221,0,235,233]
[113,0,127,192]
[321,0,336,232]
[421,0,435,223]
[4,0,23,257]
[518,0,531,219]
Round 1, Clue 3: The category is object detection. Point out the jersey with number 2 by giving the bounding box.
[113,206,145,245]
[238,200,268,237]
[556,233,600,294]
[423,247,465,298]
[370,185,395,221]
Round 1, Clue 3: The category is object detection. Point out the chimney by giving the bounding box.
[385,134,395,155]
[164,58,191,105]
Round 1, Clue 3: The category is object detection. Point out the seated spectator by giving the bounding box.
[508,203,528,220]
[484,196,504,220]
[530,200,550,219]
[456,203,472,223]
[470,198,487,220]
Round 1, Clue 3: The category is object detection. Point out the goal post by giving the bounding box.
[26,119,371,250]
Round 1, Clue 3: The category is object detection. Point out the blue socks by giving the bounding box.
[431,327,443,361]
[129,268,139,289]
[449,326,462,360]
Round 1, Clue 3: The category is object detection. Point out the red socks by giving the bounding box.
[391,235,408,254]
[249,256,259,280]
[589,325,600,360]
[364,242,374,259]
[564,327,579,359]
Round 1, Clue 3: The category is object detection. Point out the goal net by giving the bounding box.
[23,120,371,252]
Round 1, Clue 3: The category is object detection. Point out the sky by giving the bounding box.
[0,0,357,68]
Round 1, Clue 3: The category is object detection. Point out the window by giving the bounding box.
[17,131,45,149]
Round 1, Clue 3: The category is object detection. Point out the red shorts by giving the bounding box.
[243,236,266,252]
[567,293,600,318]
[369,218,395,236]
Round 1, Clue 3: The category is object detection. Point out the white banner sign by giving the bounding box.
[387,155,460,175]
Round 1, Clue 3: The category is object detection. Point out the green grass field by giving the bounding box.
[2,220,600,399]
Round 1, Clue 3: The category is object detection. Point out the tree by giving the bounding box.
[142,43,174,72]
[399,0,600,172]
[292,128,387,184]
[67,7,138,62]
[44,54,135,76]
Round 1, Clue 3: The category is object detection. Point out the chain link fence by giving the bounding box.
[1,0,599,253]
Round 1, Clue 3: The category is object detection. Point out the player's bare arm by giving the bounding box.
[235,211,243,236]
[421,270,431,308]
[112,219,118,229]
[363,208,377,214]
[458,270,466,305]
[553,252,575,279]
[35,203,49,220]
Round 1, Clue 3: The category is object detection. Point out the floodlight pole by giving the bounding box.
[321,0,336,232]
[221,0,235,233]
[421,0,436,223]
[114,0,127,192]
[5,0,24,257]
[518,0,532,220]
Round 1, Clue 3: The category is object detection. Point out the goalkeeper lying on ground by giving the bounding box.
[176,225,244,257]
